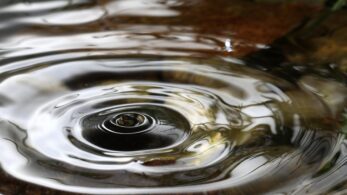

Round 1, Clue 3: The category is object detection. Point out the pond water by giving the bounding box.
[0,0,346,194]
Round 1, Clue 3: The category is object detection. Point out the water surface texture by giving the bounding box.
[0,0,346,194]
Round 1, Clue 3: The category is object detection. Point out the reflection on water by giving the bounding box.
[0,0,346,194]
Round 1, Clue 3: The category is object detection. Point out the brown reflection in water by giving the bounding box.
[23,0,321,57]
[0,170,79,195]
[287,10,347,70]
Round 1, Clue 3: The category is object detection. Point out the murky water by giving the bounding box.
[0,0,346,194]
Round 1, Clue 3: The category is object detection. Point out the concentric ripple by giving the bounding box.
[0,0,345,194]
[0,54,342,194]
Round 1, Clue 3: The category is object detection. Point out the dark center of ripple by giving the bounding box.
[102,112,153,134]
[81,105,190,151]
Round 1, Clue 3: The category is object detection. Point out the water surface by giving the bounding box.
[0,0,346,194]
